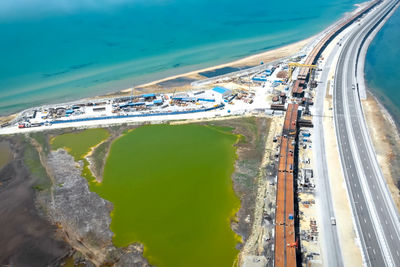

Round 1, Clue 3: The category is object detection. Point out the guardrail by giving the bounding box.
[48,104,225,125]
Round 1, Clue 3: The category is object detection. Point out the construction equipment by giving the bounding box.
[287,239,299,249]
[287,63,317,82]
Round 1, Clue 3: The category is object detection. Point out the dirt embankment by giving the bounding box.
[88,125,137,182]
[201,117,270,240]
[0,136,70,267]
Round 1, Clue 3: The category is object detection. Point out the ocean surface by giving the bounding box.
[0,0,363,115]
[365,6,400,129]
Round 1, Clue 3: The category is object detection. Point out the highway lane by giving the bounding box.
[333,0,400,266]
[313,41,343,266]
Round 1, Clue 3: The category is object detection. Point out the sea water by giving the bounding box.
[365,6,400,129]
[0,0,362,115]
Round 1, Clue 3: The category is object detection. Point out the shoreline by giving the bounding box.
[367,87,400,132]
[0,2,369,122]
[73,2,373,97]
[126,38,312,91]
[362,89,400,209]
[0,1,379,128]
[0,38,311,123]
[366,89,400,136]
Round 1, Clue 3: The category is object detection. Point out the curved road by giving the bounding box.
[334,0,400,266]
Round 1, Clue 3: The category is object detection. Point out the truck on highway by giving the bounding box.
[331,217,336,225]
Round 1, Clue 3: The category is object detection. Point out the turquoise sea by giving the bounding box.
[0,0,363,115]
[365,6,400,129]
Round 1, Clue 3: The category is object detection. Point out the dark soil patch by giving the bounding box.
[157,77,196,88]
[0,136,70,267]
[199,66,252,78]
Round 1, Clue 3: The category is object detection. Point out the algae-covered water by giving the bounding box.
[51,125,241,267]
[50,128,109,160]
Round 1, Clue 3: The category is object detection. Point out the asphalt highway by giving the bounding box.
[313,41,343,266]
[333,0,400,266]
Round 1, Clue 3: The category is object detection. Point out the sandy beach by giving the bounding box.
[118,38,312,94]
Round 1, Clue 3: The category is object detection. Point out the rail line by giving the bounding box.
[274,2,383,266]
[274,103,298,267]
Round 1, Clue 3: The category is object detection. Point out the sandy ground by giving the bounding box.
[0,113,17,125]
[297,126,322,266]
[362,92,400,210]
[323,97,363,267]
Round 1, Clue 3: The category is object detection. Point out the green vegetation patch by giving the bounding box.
[91,124,241,267]
[0,141,12,169]
[30,132,50,155]
[50,128,110,161]
[23,140,51,191]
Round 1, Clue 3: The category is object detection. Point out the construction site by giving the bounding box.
[270,1,383,266]
[0,0,393,266]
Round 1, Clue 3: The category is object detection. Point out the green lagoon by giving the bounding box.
[51,128,110,161]
[52,124,242,267]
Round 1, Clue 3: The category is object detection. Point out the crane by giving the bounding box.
[287,62,317,82]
